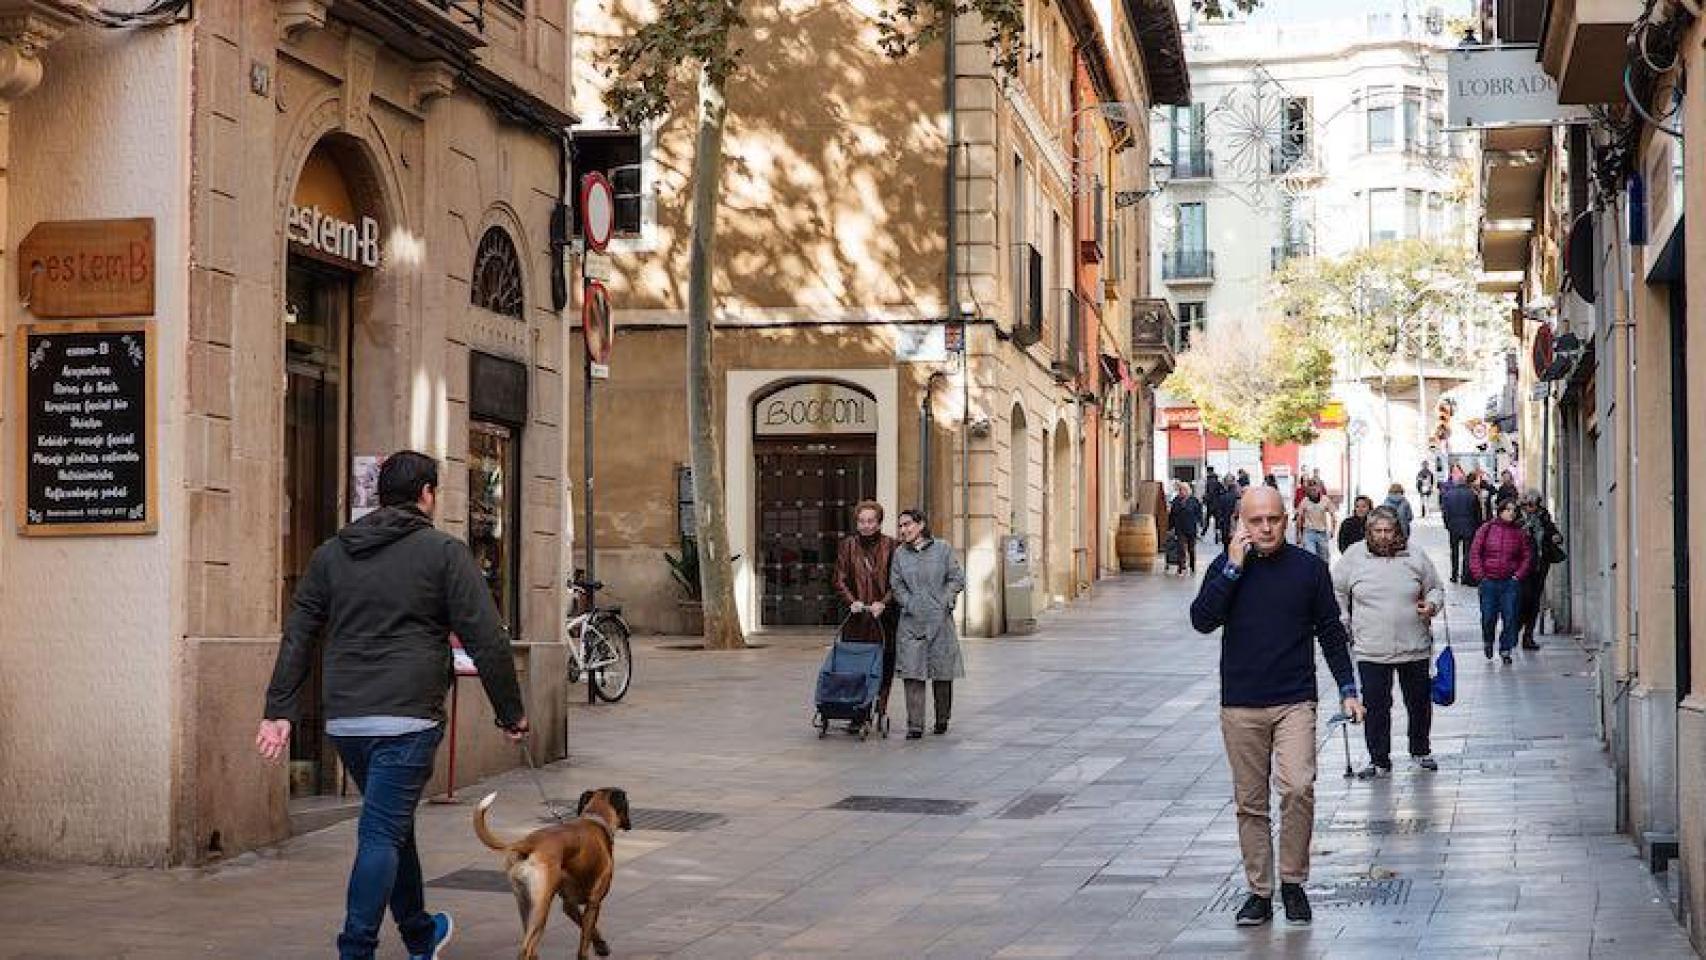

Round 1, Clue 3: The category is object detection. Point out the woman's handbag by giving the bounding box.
[1544,535,1568,565]
[1431,611,1456,707]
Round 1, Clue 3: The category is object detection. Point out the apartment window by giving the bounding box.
[1176,202,1206,251]
[1428,193,1447,240]
[1366,88,1395,152]
[1178,301,1207,350]
[1368,189,1400,243]
[1052,209,1065,348]
[1426,90,1445,156]
[1276,97,1311,172]
[1404,189,1424,239]
[1012,155,1027,329]
[1402,87,1424,153]
[1170,104,1209,176]
[572,131,643,237]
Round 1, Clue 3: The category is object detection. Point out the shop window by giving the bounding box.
[469,352,528,634]
[471,227,524,318]
[572,131,644,239]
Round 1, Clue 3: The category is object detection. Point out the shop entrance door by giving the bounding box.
[755,437,876,626]
[283,256,350,798]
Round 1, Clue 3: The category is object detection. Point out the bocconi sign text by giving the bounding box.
[286,205,381,268]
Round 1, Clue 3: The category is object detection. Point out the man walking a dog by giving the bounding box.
[1191,485,1364,927]
[256,451,530,960]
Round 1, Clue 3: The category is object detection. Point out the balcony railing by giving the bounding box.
[1271,240,1313,269]
[425,0,489,30]
[1170,149,1214,180]
[1163,249,1214,282]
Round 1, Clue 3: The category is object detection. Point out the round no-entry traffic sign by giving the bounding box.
[581,173,615,253]
[583,279,613,364]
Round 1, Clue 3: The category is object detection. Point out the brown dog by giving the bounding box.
[475,788,631,960]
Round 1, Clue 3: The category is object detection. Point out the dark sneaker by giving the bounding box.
[1521,639,1542,650]
[408,912,454,960]
[933,721,949,735]
[1280,883,1312,925]
[906,729,923,740]
[1414,755,1439,772]
[1234,893,1273,926]
[1355,762,1391,780]
[1501,653,1513,665]
[1484,643,1495,660]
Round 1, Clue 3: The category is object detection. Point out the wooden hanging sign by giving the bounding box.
[17,219,156,318]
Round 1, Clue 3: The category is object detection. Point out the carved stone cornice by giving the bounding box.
[0,0,87,101]
[276,0,332,42]
[408,60,456,111]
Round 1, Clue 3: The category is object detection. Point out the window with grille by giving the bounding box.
[471,227,524,318]
[571,131,643,238]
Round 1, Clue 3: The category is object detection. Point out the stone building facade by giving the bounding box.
[567,0,1186,638]
[0,1,574,865]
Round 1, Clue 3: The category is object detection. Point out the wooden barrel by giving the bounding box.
[1117,513,1158,571]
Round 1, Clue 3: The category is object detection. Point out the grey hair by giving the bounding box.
[1521,488,1543,504]
[1367,506,1404,529]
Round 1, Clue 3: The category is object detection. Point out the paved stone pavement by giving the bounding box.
[1,521,1697,959]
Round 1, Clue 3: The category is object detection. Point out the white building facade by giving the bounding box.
[1149,7,1479,502]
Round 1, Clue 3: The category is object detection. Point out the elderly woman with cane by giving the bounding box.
[1332,506,1445,778]
[890,508,966,740]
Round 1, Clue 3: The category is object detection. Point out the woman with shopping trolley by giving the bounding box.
[1331,506,1446,779]
[833,500,899,734]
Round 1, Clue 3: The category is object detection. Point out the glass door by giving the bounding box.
[468,420,520,633]
[283,257,350,799]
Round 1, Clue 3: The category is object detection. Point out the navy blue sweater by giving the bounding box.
[1190,544,1358,708]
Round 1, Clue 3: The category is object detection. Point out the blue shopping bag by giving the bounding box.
[1431,644,1456,707]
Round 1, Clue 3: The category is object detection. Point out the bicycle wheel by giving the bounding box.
[589,616,633,703]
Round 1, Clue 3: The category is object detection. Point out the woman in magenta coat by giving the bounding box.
[1470,499,1534,665]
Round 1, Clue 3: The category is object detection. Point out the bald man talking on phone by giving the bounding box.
[1190,485,1363,929]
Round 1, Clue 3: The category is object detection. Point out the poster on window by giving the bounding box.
[351,455,381,522]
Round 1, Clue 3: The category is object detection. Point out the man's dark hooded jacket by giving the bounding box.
[1440,482,1481,538]
[264,505,525,727]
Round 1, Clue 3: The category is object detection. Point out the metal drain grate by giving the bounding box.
[995,791,1068,820]
[828,795,976,816]
[631,808,727,832]
[1205,878,1412,912]
[1318,818,1431,835]
[427,868,513,894]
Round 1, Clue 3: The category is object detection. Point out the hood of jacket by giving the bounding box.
[337,505,433,558]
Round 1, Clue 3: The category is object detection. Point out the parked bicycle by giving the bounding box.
[565,570,633,704]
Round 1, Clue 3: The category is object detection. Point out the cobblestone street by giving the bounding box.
[0,522,1693,959]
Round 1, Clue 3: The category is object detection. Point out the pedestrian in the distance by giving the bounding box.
[1441,472,1481,585]
[1416,461,1436,517]
[257,451,528,960]
[1496,469,1520,509]
[1338,495,1373,553]
[1381,483,1414,538]
[1203,471,1225,541]
[1517,490,1564,651]
[1332,507,1444,778]
[1168,481,1204,575]
[1294,479,1336,561]
[1217,479,1243,546]
[1470,498,1534,665]
[890,508,966,740]
[833,499,899,731]
[1189,486,1363,928]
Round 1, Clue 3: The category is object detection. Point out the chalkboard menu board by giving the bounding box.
[17,323,154,535]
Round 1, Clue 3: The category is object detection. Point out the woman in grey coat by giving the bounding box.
[890,508,966,739]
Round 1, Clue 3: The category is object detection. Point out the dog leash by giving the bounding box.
[517,739,572,823]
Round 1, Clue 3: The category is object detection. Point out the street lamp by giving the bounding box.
[1116,156,1173,210]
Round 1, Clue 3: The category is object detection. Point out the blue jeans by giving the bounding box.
[332,726,444,960]
[1479,578,1522,653]
[1302,529,1331,560]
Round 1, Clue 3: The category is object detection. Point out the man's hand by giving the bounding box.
[503,717,531,743]
[255,719,292,762]
[1342,696,1366,724]
[849,601,866,614]
[1416,599,1436,618]
[1228,521,1252,567]
[868,601,886,617]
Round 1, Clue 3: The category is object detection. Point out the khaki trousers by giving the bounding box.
[1219,701,1317,897]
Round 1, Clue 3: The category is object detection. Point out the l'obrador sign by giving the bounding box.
[1446,46,1591,130]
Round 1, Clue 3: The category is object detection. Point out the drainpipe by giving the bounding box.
[946,9,970,635]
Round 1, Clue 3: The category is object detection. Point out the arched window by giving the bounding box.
[471,227,524,318]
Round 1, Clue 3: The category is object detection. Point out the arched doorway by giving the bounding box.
[280,134,391,798]
[752,380,878,626]
[1049,422,1073,604]
[1009,403,1029,534]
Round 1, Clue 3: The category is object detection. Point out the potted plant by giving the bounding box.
[664,536,704,635]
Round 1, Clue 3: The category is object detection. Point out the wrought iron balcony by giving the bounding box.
[1271,240,1313,270]
[1163,249,1214,283]
[1131,298,1178,382]
[1170,149,1214,180]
